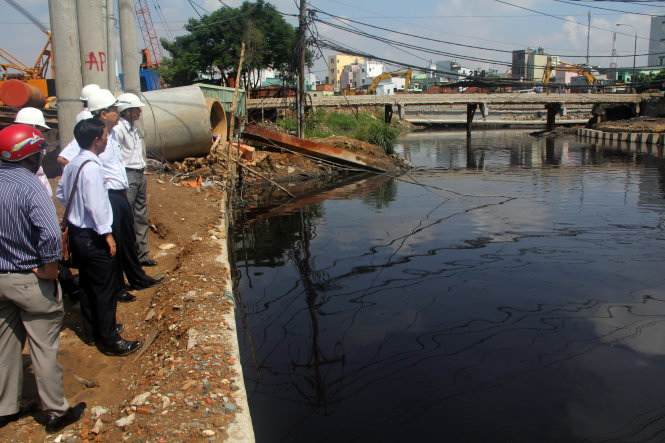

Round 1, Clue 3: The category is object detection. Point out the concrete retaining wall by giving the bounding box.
[576,128,664,146]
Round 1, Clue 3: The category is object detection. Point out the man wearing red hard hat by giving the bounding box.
[0,124,85,433]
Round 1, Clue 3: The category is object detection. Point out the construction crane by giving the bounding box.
[344,69,412,95]
[135,0,164,69]
[542,57,596,86]
[0,0,52,80]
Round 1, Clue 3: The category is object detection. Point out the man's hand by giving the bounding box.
[105,234,116,257]
[32,261,58,280]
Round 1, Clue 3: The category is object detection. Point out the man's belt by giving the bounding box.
[125,167,145,173]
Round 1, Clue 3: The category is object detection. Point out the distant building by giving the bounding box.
[328,54,364,91]
[435,60,472,81]
[512,48,558,81]
[376,77,407,95]
[341,60,385,91]
[648,16,665,67]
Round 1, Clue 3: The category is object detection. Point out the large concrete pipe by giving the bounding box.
[140,85,229,162]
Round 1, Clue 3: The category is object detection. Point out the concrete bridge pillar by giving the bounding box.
[466,103,478,137]
[545,103,562,132]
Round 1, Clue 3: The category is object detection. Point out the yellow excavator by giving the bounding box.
[542,58,596,86]
[344,68,412,95]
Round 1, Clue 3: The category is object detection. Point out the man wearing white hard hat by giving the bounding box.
[76,84,100,123]
[56,85,102,168]
[115,93,155,267]
[13,107,52,196]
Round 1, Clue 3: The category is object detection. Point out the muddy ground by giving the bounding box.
[0,133,406,442]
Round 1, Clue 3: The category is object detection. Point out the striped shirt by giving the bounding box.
[0,163,61,271]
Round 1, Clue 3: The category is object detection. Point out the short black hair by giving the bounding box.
[74,118,105,150]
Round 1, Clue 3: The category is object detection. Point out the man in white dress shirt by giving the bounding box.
[56,118,141,357]
[115,92,155,266]
[56,90,160,294]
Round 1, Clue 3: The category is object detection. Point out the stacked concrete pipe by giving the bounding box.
[140,85,229,162]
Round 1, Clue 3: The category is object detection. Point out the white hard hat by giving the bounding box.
[88,89,119,113]
[80,84,100,101]
[14,107,49,129]
[116,92,145,113]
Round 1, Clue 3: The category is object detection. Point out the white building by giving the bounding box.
[376,77,406,95]
[648,16,665,66]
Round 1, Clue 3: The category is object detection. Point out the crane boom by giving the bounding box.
[5,0,50,35]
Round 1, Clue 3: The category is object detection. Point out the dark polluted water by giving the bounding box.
[231,130,665,443]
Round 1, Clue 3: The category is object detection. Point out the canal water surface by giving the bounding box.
[232,130,665,443]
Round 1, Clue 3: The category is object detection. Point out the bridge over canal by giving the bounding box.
[248,92,659,134]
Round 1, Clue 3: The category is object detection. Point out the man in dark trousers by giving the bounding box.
[88,89,161,296]
[0,124,85,432]
[56,118,141,357]
[115,92,156,267]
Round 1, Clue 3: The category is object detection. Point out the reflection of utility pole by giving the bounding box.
[292,210,344,412]
[297,0,306,138]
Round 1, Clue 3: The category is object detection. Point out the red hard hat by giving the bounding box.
[0,124,45,162]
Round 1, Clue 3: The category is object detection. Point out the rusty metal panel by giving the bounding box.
[242,124,386,173]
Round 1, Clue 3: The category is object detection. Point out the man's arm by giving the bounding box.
[33,261,58,280]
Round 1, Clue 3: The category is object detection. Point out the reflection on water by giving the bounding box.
[232,130,665,443]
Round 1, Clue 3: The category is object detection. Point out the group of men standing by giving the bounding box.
[0,84,160,432]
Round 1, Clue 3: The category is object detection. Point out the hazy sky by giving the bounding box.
[3,0,663,80]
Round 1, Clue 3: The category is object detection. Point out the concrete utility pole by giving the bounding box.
[118,0,141,94]
[297,0,307,138]
[586,11,591,65]
[49,0,83,147]
[77,0,109,88]
[106,0,119,92]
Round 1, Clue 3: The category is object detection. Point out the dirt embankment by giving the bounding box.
[2,130,404,442]
[594,116,665,133]
[1,175,248,442]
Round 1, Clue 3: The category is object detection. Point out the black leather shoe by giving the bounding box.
[0,402,38,428]
[45,402,86,433]
[130,277,163,291]
[117,292,136,303]
[140,259,157,267]
[84,324,123,346]
[99,339,142,356]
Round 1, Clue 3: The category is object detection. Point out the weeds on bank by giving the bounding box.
[278,110,400,155]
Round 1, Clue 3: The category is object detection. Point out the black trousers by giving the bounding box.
[69,226,121,345]
[108,190,151,288]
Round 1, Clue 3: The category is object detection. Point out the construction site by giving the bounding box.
[4,0,665,441]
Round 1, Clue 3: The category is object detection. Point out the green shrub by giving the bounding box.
[361,121,398,155]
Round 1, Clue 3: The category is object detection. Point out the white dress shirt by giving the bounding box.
[98,128,129,190]
[114,117,146,170]
[58,138,81,162]
[35,166,52,197]
[56,149,113,235]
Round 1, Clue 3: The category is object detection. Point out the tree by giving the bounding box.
[159,0,309,89]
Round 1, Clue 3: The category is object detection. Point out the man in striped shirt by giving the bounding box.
[0,124,85,433]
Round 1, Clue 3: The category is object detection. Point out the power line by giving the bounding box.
[312,10,656,60]
[495,0,653,42]
[553,0,658,15]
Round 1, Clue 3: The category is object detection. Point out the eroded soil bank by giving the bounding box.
[1,132,405,442]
